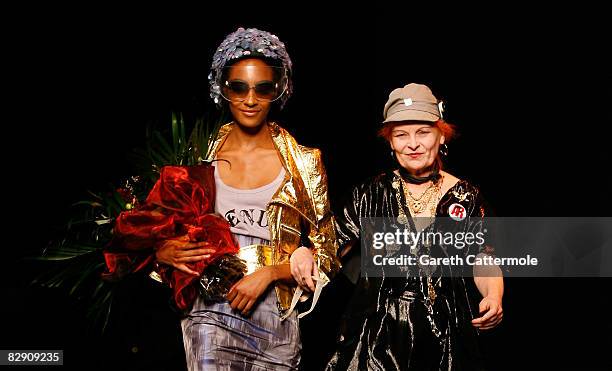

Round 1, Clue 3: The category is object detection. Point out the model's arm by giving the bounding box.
[306,148,342,278]
[155,236,215,276]
[226,263,293,315]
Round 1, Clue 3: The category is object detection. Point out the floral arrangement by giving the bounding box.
[30,113,244,331]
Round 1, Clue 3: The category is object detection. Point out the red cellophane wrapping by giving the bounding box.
[102,164,239,310]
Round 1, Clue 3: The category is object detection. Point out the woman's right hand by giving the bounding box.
[155,235,216,276]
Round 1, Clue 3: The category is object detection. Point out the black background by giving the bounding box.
[2,5,611,371]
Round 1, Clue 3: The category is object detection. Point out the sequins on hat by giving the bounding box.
[209,27,293,109]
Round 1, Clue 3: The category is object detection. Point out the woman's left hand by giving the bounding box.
[226,267,274,316]
[471,296,503,330]
[290,246,319,292]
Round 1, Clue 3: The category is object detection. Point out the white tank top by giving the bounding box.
[214,163,286,241]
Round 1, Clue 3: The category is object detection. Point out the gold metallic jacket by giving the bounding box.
[206,121,341,312]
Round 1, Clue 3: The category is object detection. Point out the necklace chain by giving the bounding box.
[392,172,444,340]
[403,177,442,216]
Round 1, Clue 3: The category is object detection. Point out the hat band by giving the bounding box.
[386,100,441,120]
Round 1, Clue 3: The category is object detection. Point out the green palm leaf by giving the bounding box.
[29,111,223,334]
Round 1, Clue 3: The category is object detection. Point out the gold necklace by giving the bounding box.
[391,173,443,340]
[392,174,443,220]
[403,178,442,216]
[404,183,435,214]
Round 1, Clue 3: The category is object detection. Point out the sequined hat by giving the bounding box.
[208,27,293,108]
[383,83,444,123]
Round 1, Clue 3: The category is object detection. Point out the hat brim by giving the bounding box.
[383,110,439,124]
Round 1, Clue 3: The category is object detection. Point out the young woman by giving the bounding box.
[154,28,340,370]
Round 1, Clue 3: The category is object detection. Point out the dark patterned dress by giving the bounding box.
[326,170,490,371]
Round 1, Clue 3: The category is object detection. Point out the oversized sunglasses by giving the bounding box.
[221,79,286,102]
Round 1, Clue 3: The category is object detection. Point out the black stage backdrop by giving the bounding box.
[3,6,611,371]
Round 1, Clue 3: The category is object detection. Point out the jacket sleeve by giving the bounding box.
[278,148,341,321]
[305,148,342,278]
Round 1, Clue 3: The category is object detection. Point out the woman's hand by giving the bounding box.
[471,296,503,330]
[226,267,275,315]
[290,246,319,292]
[155,235,216,276]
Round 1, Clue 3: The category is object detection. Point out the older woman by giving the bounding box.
[325,83,503,370]
[154,28,340,370]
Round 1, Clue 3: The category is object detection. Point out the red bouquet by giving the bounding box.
[102,164,240,310]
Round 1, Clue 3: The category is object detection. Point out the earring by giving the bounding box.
[439,143,449,157]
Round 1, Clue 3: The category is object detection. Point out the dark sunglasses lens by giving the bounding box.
[254,82,278,100]
[221,78,285,102]
[227,81,249,96]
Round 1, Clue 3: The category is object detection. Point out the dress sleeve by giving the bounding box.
[470,186,496,255]
[467,186,501,279]
[335,185,363,255]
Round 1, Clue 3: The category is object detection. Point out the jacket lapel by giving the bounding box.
[206,121,318,226]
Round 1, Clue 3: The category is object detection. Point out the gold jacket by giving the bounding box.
[206,121,341,312]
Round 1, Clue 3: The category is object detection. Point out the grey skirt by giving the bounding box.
[181,235,301,371]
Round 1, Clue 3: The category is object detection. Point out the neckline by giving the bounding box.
[389,170,465,217]
[214,164,286,193]
[391,170,462,202]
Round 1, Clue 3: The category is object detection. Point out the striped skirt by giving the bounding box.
[180,234,301,370]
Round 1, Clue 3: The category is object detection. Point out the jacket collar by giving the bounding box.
[206,121,318,226]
